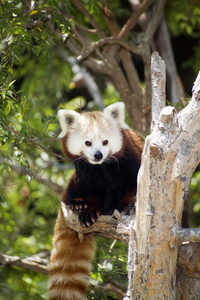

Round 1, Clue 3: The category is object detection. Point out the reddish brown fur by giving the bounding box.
[61,134,78,161]
[119,129,144,209]
[121,129,144,162]
[47,209,96,300]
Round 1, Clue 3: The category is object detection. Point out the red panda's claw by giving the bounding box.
[96,211,100,218]
[69,198,88,213]
[79,209,101,227]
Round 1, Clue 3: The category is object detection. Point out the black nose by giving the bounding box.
[94,151,103,161]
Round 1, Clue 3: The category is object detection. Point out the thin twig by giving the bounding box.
[19,98,32,139]
[1,158,65,193]
[4,125,65,161]
[72,0,106,38]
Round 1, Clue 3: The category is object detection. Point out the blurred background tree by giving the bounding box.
[0,0,200,299]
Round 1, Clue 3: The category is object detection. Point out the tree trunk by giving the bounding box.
[126,52,200,299]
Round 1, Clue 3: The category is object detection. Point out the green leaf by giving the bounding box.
[0,191,6,204]
[8,79,17,88]
[30,10,38,15]
[2,90,6,99]
[5,103,11,115]
[41,116,47,123]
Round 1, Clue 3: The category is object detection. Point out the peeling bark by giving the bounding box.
[126,52,200,300]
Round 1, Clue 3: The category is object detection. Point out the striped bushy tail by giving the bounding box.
[47,208,96,300]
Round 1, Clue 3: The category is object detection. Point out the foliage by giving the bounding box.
[165,0,200,74]
[0,0,200,299]
[165,0,200,36]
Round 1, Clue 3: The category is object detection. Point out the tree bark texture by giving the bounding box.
[176,243,200,300]
[126,52,200,300]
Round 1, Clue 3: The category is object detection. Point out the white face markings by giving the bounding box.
[57,103,128,164]
[82,126,113,164]
[67,114,123,164]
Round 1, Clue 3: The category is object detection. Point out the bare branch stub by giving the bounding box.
[151,51,166,130]
[171,226,200,248]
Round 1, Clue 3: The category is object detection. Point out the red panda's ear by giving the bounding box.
[57,109,81,138]
[103,102,128,128]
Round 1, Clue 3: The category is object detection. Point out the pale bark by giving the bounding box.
[151,51,166,131]
[61,202,132,245]
[0,252,49,275]
[126,52,200,299]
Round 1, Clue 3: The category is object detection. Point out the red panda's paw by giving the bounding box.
[69,198,88,213]
[79,209,101,227]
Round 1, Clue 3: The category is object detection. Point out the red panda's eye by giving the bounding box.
[103,140,108,146]
[85,141,92,146]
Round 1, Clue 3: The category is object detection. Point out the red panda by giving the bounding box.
[47,102,144,300]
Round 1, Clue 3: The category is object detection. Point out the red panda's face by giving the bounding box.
[58,102,129,164]
[67,118,122,164]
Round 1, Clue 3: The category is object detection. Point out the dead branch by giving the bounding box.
[1,222,200,292]
[172,226,200,246]
[0,252,49,275]
[151,51,166,130]
[61,202,133,245]
[126,53,200,300]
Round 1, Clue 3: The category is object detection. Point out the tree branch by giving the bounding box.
[61,202,132,244]
[76,37,142,62]
[4,125,65,161]
[102,0,120,37]
[171,226,200,247]
[118,0,155,39]
[143,0,166,45]
[72,0,106,38]
[1,158,65,194]
[65,37,109,75]
[0,252,49,275]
